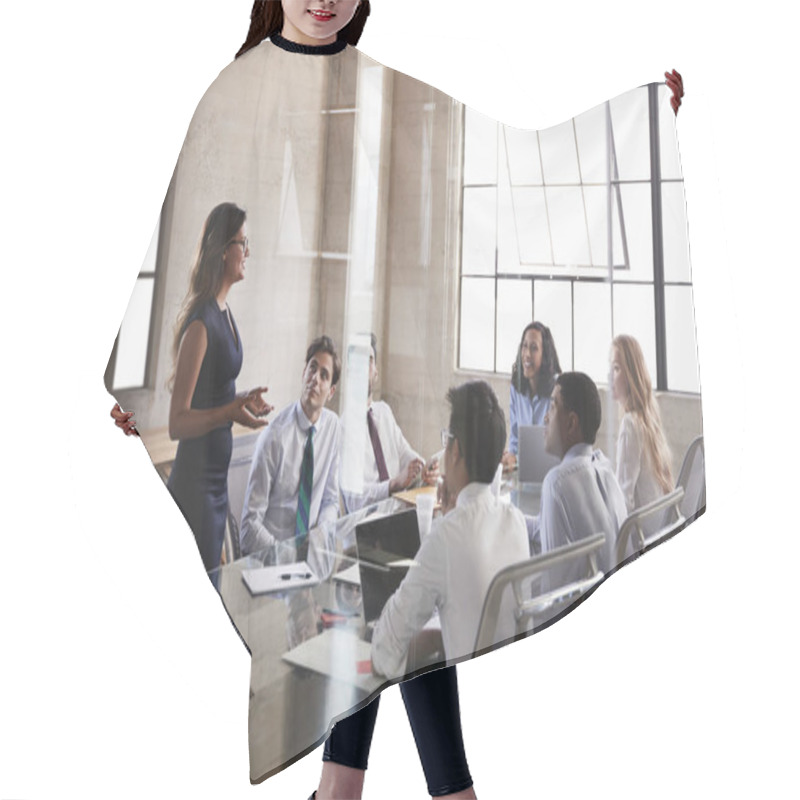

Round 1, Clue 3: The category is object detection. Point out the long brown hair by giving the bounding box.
[236,1,371,58]
[169,203,247,388]
[612,334,673,493]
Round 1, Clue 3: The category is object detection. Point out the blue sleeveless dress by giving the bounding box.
[167,299,242,572]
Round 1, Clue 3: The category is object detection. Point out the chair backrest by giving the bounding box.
[473,533,607,654]
[614,486,685,565]
[676,435,705,519]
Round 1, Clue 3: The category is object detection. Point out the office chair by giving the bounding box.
[614,486,685,566]
[676,435,705,520]
[473,533,607,654]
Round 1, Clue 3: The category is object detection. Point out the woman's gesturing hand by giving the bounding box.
[665,69,684,115]
[231,386,274,429]
[110,403,139,437]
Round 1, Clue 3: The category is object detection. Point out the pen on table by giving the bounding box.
[281,572,312,580]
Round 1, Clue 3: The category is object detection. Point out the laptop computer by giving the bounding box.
[518,424,560,484]
[355,508,421,625]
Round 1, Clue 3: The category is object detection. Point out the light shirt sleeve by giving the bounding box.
[616,414,642,513]
[509,384,520,454]
[240,427,279,557]
[371,528,444,679]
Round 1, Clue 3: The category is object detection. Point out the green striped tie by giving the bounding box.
[294,425,315,562]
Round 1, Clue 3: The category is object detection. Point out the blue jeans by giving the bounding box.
[323,666,473,797]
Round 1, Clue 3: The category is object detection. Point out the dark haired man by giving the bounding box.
[537,371,627,587]
[371,380,529,678]
[240,336,341,575]
[343,334,438,512]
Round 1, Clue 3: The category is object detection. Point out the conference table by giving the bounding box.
[210,475,541,783]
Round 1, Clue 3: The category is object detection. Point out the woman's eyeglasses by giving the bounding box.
[227,237,249,252]
[441,429,455,449]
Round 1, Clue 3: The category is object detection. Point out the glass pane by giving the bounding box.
[460,277,496,371]
[497,153,521,273]
[658,84,683,181]
[662,181,692,283]
[573,282,612,383]
[464,106,497,186]
[461,187,496,275]
[539,119,581,184]
[113,277,154,390]
[504,125,543,186]
[583,185,613,269]
[665,286,701,393]
[614,183,653,281]
[574,100,608,184]
[496,279,533,373]
[509,187,551,269]
[140,218,159,274]
[609,86,650,182]
[612,284,657,383]
[545,187,591,266]
[533,280,572,372]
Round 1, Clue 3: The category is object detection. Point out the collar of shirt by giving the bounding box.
[562,442,593,464]
[294,400,316,434]
[455,481,493,510]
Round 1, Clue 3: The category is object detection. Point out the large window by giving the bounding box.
[106,216,161,392]
[458,84,699,393]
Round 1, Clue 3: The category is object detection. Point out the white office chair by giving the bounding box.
[676,435,705,520]
[473,533,607,654]
[614,486,685,566]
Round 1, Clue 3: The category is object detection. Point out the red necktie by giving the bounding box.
[367,408,390,482]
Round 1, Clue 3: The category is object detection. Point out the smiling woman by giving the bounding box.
[165,202,272,575]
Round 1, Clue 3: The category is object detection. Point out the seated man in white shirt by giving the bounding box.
[343,333,438,512]
[537,371,628,589]
[240,335,341,577]
[371,380,529,679]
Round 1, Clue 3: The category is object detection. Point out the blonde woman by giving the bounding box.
[610,334,673,514]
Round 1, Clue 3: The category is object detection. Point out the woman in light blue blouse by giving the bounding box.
[502,321,562,472]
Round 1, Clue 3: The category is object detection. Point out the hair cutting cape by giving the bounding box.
[106,38,704,783]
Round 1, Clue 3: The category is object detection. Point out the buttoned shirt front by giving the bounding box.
[342,399,422,512]
[240,401,340,573]
[371,482,529,679]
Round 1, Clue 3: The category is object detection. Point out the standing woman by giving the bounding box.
[502,321,561,472]
[610,334,673,514]
[167,202,272,575]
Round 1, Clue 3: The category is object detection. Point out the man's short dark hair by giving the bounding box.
[556,372,601,444]
[306,335,341,386]
[446,380,506,483]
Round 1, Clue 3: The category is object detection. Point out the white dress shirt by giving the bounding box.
[537,443,628,589]
[240,401,340,575]
[371,482,529,679]
[343,399,422,512]
[616,412,665,513]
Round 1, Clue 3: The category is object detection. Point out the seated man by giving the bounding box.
[537,371,628,588]
[371,380,529,679]
[343,334,438,513]
[240,335,341,577]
